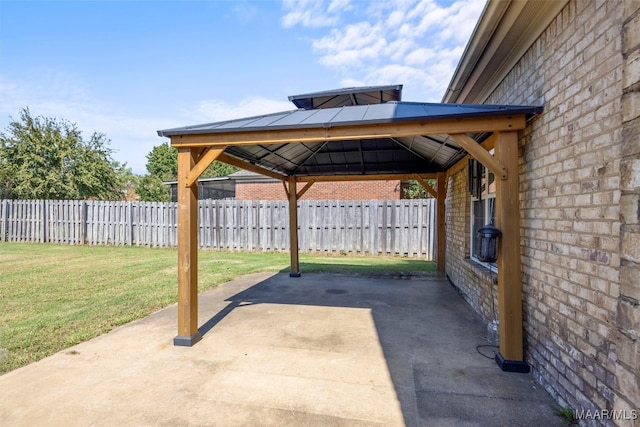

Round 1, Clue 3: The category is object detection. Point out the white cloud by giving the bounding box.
[281,0,347,28]
[229,2,260,23]
[280,0,485,101]
[366,64,429,88]
[405,47,437,66]
[386,9,406,27]
[340,77,365,87]
[327,0,351,13]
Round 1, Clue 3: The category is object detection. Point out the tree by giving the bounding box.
[145,142,177,180]
[204,160,237,178]
[0,108,123,200]
[145,142,238,180]
[136,174,170,202]
[114,163,140,201]
[402,179,435,199]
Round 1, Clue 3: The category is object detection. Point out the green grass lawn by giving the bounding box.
[0,242,435,374]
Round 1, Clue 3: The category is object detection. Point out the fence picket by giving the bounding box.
[0,199,436,259]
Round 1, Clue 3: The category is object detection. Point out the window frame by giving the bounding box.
[470,157,498,271]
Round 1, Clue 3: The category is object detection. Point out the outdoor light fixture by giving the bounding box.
[476,223,502,263]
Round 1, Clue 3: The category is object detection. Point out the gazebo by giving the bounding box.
[157,85,541,372]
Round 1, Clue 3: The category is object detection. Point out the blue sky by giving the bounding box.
[0,0,485,174]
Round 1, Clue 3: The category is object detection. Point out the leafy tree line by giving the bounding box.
[0,109,237,202]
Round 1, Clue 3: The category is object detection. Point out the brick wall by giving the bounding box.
[446,1,639,423]
[236,180,403,200]
[618,0,640,420]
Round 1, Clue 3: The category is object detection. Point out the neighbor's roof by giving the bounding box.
[158,97,541,177]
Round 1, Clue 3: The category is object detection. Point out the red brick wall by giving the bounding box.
[236,180,402,200]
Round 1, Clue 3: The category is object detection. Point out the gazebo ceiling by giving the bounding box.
[222,135,460,176]
[158,99,541,178]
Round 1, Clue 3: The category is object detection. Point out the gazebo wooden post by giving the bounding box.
[287,176,301,277]
[174,147,202,346]
[436,172,446,272]
[494,131,528,372]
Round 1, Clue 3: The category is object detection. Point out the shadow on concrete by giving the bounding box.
[197,270,559,427]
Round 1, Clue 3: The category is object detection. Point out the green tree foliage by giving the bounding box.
[145,142,238,180]
[145,142,177,180]
[136,174,171,202]
[0,108,123,200]
[402,180,429,199]
[204,160,237,178]
[114,163,140,201]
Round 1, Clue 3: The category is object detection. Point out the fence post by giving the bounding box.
[1,200,8,242]
[81,200,87,245]
[41,200,48,243]
[129,202,135,246]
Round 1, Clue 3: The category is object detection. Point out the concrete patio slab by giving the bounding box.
[0,272,560,426]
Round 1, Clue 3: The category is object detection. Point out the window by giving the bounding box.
[469,157,496,267]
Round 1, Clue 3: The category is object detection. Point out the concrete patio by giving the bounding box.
[0,272,560,426]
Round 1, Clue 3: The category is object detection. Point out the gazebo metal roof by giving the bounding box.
[288,84,403,110]
[158,101,541,177]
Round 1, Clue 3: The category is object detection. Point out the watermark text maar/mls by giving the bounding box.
[575,409,638,421]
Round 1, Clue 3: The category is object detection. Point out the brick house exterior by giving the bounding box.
[235,178,403,200]
[444,1,639,423]
[233,171,419,200]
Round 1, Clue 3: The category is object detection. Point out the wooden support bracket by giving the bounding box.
[413,174,438,199]
[217,153,287,181]
[185,147,227,187]
[296,180,315,199]
[449,134,507,180]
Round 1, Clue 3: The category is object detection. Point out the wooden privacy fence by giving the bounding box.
[0,199,436,258]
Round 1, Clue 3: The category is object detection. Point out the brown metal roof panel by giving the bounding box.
[244,111,299,128]
[211,118,260,129]
[298,108,342,124]
[268,109,323,126]
[362,103,399,121]
[329,105,370,123]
